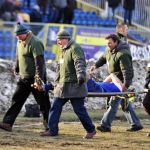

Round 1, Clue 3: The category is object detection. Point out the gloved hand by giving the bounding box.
[78,77,84,86]
[144,82,150,89]
[31,75,44,91]
[44,82,54,91]
[14,66,19,76]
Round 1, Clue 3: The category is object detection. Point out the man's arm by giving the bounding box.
[34,55,45,80]
[72,45,86,86]
[119,54,134,90]
[90,54,106,73]
[95,55,106,68]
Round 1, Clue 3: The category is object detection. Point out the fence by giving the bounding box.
[0,22,150,61]
[77,0,150,29]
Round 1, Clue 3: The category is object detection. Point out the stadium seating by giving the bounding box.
[72,9,117,27]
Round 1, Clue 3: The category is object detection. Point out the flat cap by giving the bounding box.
[57,30,71,39]
[15,23,29,35]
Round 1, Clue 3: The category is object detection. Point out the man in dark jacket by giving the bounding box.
[90,34,143,132]
[107,0,121,18]
[40,30,96,139]
[123,0,135,25]
[0,23,50,132]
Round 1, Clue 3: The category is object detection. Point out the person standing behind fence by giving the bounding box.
[40,30,96,139]
[116,23,128,43]
[107,0,121,19]
[64,0,77,24]
[0,23,50,132]
[90,34,143,132]
[50,0,67,23]
[123,0,135,26]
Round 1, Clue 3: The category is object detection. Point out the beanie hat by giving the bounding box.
[15,23,29,35]
[57,30,71,39]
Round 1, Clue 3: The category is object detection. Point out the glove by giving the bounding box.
[144,81,150,89]
[14,66,19,75]
[31,75,44,91]
[44,82,54,91]
[78,77,84,86]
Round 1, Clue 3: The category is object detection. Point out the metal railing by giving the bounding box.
[77,0,150,29]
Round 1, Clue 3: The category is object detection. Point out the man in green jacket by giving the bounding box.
[91,34,143,132]
[116,22,128,43]
[40,30,96,139]
[0,23,50,132]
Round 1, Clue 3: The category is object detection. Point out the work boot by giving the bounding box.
[83,130,96,139]
[97,125,111,132]
[0,122,12,132]
[126,125,143,132]
[40,130,58,136]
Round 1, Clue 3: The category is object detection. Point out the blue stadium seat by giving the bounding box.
[44,51,56,60]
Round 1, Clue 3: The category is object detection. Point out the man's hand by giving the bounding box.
[122,84,127,92]
[90,65,96,73]
[31,75,44,91]
[13,66,19,76]
[144,82,150,89]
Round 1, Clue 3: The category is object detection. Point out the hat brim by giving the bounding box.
[57,36,71,39]
[15,30,29,36]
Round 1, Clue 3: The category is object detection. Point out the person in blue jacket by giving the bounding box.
[86,72,123,93]
[41,72,123,93]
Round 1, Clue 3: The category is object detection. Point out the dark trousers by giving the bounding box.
[3,78,50,126]
[124,9,133,25]
[48,97,95,135]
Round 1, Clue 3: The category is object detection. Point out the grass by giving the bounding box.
[0,109,150,150]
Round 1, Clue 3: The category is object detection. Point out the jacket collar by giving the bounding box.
[24,31,33,45]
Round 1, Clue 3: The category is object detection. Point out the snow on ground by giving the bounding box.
[0,58,147,112]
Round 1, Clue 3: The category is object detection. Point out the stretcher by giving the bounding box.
[87,90,148,97]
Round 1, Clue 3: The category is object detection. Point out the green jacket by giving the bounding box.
[16,32,46,79]
[95,41,134,88]
[54,40,87,98]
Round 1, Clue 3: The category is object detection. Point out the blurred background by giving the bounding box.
[0,0,150,112]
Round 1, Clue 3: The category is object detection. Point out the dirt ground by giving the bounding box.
[0,111,150,150]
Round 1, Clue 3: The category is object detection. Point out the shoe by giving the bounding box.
[146,133,150,137]
[126,125,143,132]
[0,122,12,132]
[83,131,96,139]
[97,125,111,132]
[40,130,58,136]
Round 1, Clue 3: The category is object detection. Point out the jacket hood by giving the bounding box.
[117,41,130,51]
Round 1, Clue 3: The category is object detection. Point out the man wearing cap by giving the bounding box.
[40,30,96,139]
[0,23,51,132]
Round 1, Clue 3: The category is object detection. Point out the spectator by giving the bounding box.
[0,0,17,21]
[15,6,30,22]
[37,0,48,15]
[123,0,135,26]
[116,23,128,43]
[23,0,31,8]
[64,0,77,24]
[50,0,67,23]
[107,0,121,19]
[30,5,42,22]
